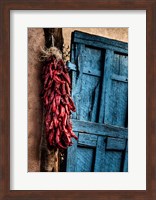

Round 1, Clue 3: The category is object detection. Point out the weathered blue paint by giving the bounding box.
[94,136,106,172]
[66,132,78,172]
[106,137,126,151]
[72,119,128,139]
[123,141,128,172]
[73,31,128,54]
[67,31,128,172]
[104,51,128,127]
[78,133,97,147]
[76,146,95,172]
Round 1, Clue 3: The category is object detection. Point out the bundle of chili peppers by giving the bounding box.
[41,56,78,149]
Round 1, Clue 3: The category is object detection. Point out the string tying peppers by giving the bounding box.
[41,49,78,149]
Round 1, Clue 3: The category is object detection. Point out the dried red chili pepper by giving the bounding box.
[61,84,66,95]
[49,120,54,130]
[48,131,55,145]
[59,105,65,117]
[55,106,60,116]
[49,91,54,103]
[53,114,59,128]
[65,82,71,94]
[63,113,67,126]
[41,56,77,149]
[65,104,70,115]
[52,98,56,112]
[55,94,61,106]
[61,71,71,84]
[53,75,65,84]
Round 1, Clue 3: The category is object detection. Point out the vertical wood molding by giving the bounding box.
[40,28,63,172]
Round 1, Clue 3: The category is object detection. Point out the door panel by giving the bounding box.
[103,50,128,127]
[104,151,123,172]
[67,31,128,172]
[105,79,128,127]
[76,146,95,172]
[78,133,97,147]
[80,74,101,122]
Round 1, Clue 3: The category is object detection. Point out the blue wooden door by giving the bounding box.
[66,31,128,172]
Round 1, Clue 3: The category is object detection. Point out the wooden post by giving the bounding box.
[40,28,64,172]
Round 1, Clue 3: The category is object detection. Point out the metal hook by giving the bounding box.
[52,35,55,47]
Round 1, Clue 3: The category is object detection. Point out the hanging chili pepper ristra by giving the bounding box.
[40,47,78,149]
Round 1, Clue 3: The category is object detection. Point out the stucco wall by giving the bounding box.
[28,28,128,172]
[63,28,128,48]
[28,28,45,172]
